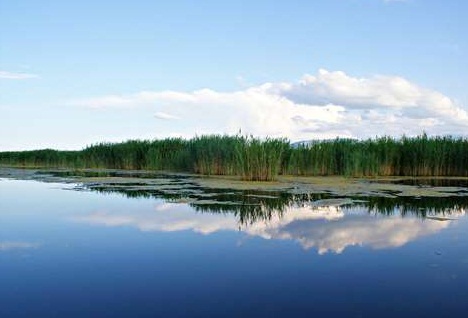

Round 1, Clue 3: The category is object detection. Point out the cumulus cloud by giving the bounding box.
[70,69,468,140]
[0,71,39,80]
[72,202,461,254]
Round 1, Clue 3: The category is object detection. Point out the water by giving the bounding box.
[1,177,468,317]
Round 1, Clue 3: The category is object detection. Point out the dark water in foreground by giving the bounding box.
[1,178,468,317]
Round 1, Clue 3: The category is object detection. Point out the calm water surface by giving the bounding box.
[1,178,468,317]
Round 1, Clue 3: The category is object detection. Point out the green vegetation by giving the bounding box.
[1,134,467,180]
[284,134,468,177]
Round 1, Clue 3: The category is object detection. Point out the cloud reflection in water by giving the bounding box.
[0,241,41,251]
[73,202,463,254]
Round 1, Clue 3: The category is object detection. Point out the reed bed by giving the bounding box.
[1,134,467,180]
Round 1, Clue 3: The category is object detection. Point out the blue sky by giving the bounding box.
[1,0,467,150]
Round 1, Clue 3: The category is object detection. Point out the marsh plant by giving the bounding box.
[1,134,467,180]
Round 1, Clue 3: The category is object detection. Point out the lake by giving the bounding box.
[1,171,468,317]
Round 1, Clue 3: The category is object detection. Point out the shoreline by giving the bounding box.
[1,167,468,198]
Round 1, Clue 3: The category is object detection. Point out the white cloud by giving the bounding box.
[70,69,468,140]
[73,203,462,254]
[0,71,39,80]
[276,69,423,109]
[154,112,180,120]
[71,95,134,108]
